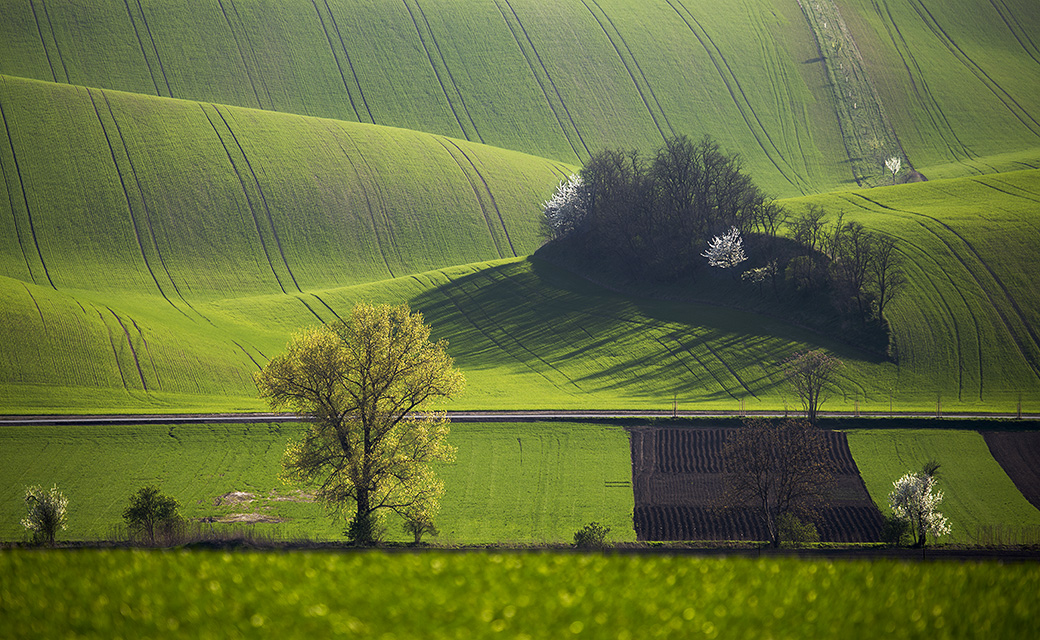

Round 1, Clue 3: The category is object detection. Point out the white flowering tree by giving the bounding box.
[702,226,748,269]
[21,484,68,545]
[885,156,901,185]
[888,465,950,547]
[543,174,590,241]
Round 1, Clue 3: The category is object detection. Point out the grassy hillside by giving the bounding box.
[0,421,635,543]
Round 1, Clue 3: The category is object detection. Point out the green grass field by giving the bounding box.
[0,421,634,543]
[846,429,1040,544]
[1,550,1036,638]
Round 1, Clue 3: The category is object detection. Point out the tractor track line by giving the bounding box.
[232,340,262,370]
[0,77,54,288]
[339,126,404,268]
[0,139,35,282]
[130,317,162,391]
[448,269,580,389]
[972,176,1040,204]
[226,0,275,109]
[668,0,805,193]
[872,0,971,164]
[855,190,1040,382]
[445,139,515,256]
[134,0,173,96]
[214,106,301,292]
[700,334,757,399]
[435,271,559,386]
[988,0,1040,67]
[87,89,186,317]
[108,308,148,392]
[909,0,1040,137]
[327,123,396,278]
[22,284,46,333]
[98,91,197,319]
[122,0,162,97]
[401,0,480,142]
[311,0,362,122]
[323,0,375,123]
[215,0,266,109]
[201,105,286,294]
[581,0,671,140]
[492,0,590,161]
[27,0,58,83]
[435,138,504,259]
[653,334,716,397]
[94,306,129,392]
[38,0,70,82]
[311,293,343,321]
[296,296,326,324]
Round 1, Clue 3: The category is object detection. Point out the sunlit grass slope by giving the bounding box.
[0,0,871,195]
[0,422,635,544]
[787,169,1040,410]
[840,0,1040,178]
[847,430,1040,544]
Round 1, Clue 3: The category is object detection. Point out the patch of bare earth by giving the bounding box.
[983,432,1040,510]
[203,489,316,524]
[630,427,883,542]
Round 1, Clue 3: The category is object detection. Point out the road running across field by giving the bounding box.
[1,410,1037,426]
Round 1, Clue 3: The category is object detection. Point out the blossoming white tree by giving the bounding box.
[885,156,901,185]
[702,226,748,269]
[543,174,590,241]
[888,464,950,547]
[21,484,68,545]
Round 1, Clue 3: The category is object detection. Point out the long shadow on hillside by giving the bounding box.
[410,258,882,402]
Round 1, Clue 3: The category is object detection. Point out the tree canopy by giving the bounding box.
[255,303,465,543]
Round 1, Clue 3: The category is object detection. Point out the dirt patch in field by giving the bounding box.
[983,431,1040,510]
[214,491,255,506]
[630,426,883,542]
[200,513,288,524]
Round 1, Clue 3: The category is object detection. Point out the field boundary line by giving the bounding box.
[581,0,671,140]
[492,0,589,161]
[400,0,481,142]
[0,78,54,288]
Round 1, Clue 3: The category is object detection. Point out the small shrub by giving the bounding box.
[123,486,182,545]
[345,514,386,545]
[778,513,819,545]
[881,513,911,546]
[21,484,68,545]
[402,512,438,545]
[573,521,611,549]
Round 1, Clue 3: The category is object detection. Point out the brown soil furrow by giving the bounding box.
[0,80,54,288]
[492,0,589,160]
[983,431,1040,511]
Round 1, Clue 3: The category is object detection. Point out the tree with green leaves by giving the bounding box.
[123,486,181,544]
[255,303,465,544]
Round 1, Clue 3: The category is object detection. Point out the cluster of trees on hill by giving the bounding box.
[543,136,905,330]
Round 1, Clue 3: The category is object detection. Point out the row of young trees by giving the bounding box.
[544,136,906,327]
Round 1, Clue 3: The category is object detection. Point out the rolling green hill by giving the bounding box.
[5,0,1035,195]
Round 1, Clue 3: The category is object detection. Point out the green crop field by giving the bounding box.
[0,422,634,543]
[846,429,1040,544]
[1,550,1037,638]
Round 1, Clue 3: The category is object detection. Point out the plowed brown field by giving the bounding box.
[983,432,1040,510]
[630,427,883,542]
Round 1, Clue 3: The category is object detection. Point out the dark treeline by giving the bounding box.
[542,135,905,343]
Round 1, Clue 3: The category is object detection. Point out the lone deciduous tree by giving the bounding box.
[255,303,465,544]
[123,486,181,544]
[888,461,950,547]
[21,484,67,545]
[721,419,833,547]
[784,350,842,425]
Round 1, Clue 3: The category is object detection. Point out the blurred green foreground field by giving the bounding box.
[1,550,1036,639]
